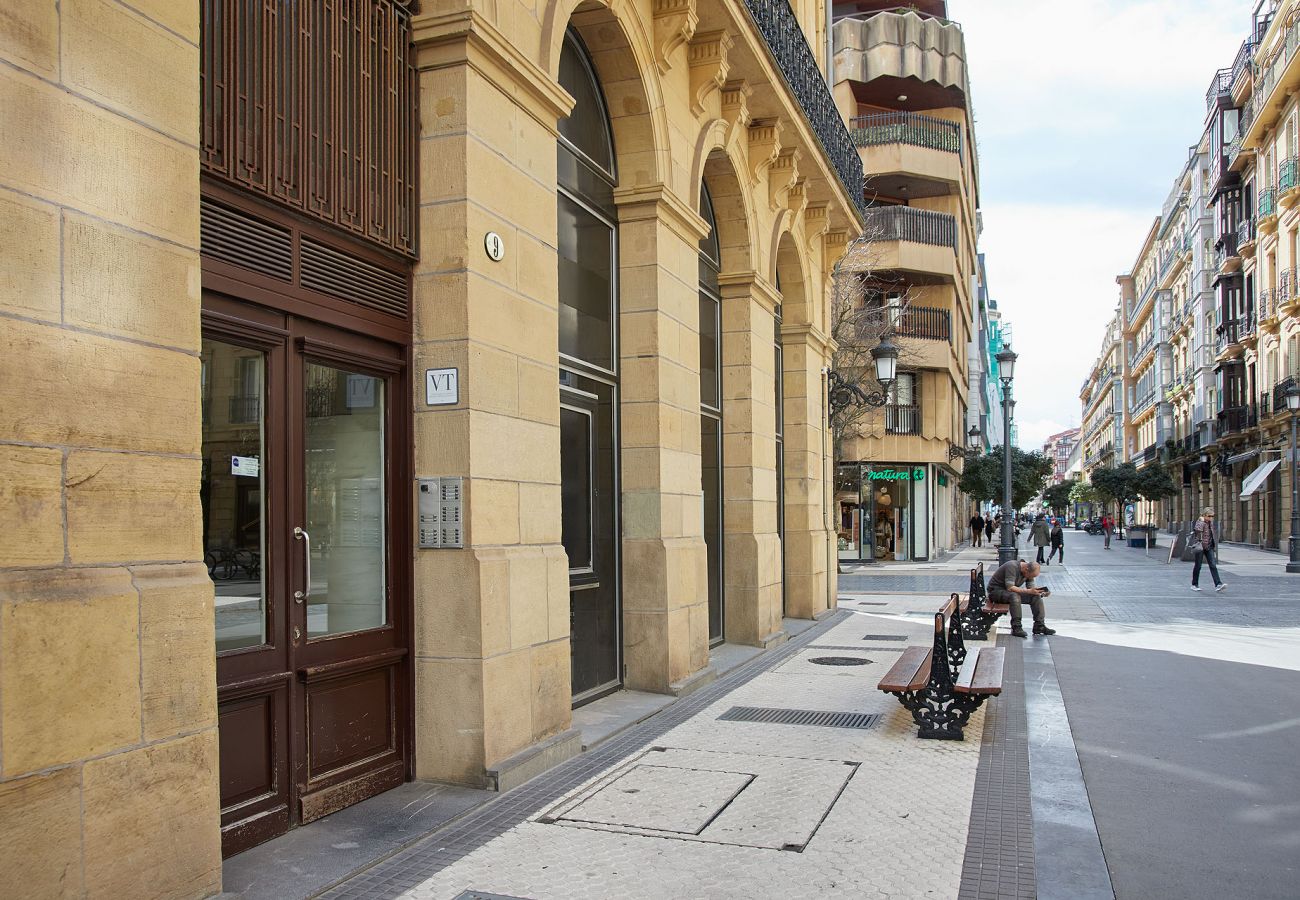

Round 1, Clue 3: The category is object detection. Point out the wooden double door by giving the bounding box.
[202,294,411,856]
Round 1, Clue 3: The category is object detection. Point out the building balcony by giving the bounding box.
[1215,231,1242,275]
[1281,156,1300,206]
[894,303,952,341]
[833,10,968,113]
[1272,375,1298,417]
[1232,38,1257,95]
[1206,66,1233,112]
[1216,404,1256,438]
[1258,288,1276,327]
[1281,267,1300,314]
[1131,332,1156,369]
[1243,11,1300,152]
[885,403,921,435]
[861,205,958,280]
[1238,217,1257,257]
[1259,186,1278,220]
[849,111,963,198]
[744,0,865,216]
[1216,318,1244,358]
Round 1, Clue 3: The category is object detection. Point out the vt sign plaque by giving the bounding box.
[425,368,459,406]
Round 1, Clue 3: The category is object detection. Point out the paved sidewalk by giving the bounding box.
[325,600,1012,900]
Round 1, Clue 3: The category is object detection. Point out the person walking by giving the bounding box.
[987,558,1055,637]
[1191,507,1226,592]
[1101,512,1114,549]
[970,511,985,547]
[985,515,996,545]
[1030,514,1051,564]
[1048,517,1065,565]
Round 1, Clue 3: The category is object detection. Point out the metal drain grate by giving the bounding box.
[862,634,908,641]
[718,706,882,729]
[809,656,871,666]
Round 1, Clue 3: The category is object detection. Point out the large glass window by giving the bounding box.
[699,184,724,643]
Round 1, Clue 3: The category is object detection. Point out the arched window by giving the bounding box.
[557,30,622,701]
[699,184,723,644]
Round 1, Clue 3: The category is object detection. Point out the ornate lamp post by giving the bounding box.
[948,425,983,461]
[1287,385,1300,573]
[997,347,1018,565]
[827,333,900,418]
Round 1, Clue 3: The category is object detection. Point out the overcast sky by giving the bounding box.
[949,0,1248,450]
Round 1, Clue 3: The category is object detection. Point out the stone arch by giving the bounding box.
[700,146,755,275]
[774,226,811,326]
[543,0,670,189]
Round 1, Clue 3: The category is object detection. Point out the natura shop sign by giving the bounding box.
[867,467,926,482]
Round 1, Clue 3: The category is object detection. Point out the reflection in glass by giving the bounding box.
[558,194,615,370]
[560,406,594,572]
[202,339,268,653]
[304,363,386,637]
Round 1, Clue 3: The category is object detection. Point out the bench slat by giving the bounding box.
[955,647,1005,695]
[987,602,1010,614]
[878,646,930,692]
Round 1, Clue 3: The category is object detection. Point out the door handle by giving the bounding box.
[293,527,310,603]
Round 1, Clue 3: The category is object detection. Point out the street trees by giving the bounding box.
[1090,462,1179,531]
[958,447,1054,511]
[1042,478,1077,516]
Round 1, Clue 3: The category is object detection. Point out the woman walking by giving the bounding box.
[1048,517,1065,565]
[1101,513,1114,549]
[1030,514,1051,564]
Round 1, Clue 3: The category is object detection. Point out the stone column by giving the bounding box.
[616,187,713,693]
[410,19,576,786]
[0,3,220,894]
[780,325,834,619]
[718,274,784,647]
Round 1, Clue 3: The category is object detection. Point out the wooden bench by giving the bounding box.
[878,592,1005,740]
[960,563,1009,640]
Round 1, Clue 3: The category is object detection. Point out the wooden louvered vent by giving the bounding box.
[200,0,416,321]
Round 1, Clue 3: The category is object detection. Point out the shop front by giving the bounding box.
[836,463,931,563]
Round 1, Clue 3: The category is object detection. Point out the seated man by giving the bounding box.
[987,558,1055,638]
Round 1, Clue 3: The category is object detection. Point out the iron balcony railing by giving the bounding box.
[1239,217,1256,247]
[1274,375,1298,415]
[1249,11,1300,136]
[1131,333,1156,367]
[848,111,961,155]
[1259,288,1273,320]
[1241,307,1257,338]
[1133,390,1156,416]
[1205,66,1233,111]
[1216,405,1253,438]
[1261,390,1273,418]
[863,205,957,251]
[895,304,952,341]
[1260,187,1278,217]
[228,395,261,424]
[1282,268,1297,306]
[1216,319,1240,355]
[885,403,921,435]
[1232,38,1257,87]
[745,0,864,216]
[1281,157,1300,192]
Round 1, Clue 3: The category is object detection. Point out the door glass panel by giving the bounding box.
[558,194,614,371]
[701,414,722,641]
[202,338,268,653]
[560,405,594,573]
[304,362,386,637]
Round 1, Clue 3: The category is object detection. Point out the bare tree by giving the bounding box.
[827,223,923,461]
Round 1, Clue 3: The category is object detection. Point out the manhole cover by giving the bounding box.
[809,656,870,666]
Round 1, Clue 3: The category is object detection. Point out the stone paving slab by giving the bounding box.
[327,601,1001,900]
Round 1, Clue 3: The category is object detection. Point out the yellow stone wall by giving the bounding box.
[408,0,855,782]
[0,1,221,896]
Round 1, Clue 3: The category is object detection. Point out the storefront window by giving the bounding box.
[835,465,863,560]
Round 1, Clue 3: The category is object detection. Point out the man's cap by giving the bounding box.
[1203,507,1214,515]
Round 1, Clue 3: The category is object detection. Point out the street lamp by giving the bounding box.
[1287,384,1300,573]
[827,332,900,418]
[948,424,983,461]
[996,347,1018,565]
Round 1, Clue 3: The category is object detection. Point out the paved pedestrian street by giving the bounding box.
[292,531,1300,900]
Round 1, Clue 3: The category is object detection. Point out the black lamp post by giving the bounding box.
[827,333,900,418]
[997,347,1018,565]
[1287,384,1300,573]
[948,425,983,461]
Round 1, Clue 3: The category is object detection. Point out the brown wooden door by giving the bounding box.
[203,295,410,857]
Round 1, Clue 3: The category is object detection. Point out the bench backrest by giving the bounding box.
[929,592,967,693]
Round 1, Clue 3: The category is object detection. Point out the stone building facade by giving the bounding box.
[0,0,859,891]
[828,1,982,564]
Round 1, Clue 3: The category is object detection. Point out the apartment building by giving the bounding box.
[1042,429,1081,485]
[830,0,983,563]
[0,0,862,888]
[1077,0,1300,547]
[1080,310,1124,480]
